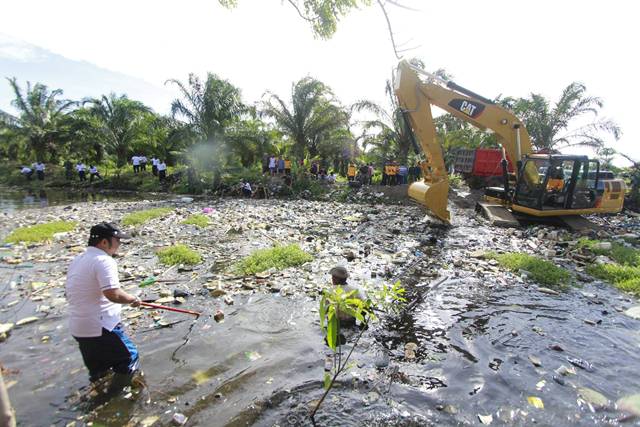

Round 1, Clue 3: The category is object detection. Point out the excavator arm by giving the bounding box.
[394,60,534,222]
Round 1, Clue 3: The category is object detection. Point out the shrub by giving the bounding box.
[122,208,173,226]
[489,252,571,288]
[5,221,77,243]
[235,244,313,275]
[157,244,202,265]
[448,173,464,189]
[182,214,210,228]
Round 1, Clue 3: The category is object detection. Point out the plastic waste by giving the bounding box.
[139,276,157,288]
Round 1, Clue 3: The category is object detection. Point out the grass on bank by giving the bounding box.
[488,252,571,289]
[156,244,202,265]
[122,208,173,226]
[182,214,210,228]
[580,238,640,295]
[578,238,640,266]
[235,244,313,275]
[4,220,77,243]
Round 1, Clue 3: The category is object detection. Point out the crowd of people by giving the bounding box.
[18,156,171,184]
[132,155,168,182]
[18,155,424,191]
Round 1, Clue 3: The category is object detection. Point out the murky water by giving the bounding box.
[1,196,639,426]
[0,187,148,213]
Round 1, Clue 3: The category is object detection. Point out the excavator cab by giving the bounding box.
[511,155,625,216]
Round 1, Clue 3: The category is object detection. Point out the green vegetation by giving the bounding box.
[122,208,173,226]
[313,281,405,420]
[489,252,571,288]
[578,238,640,266]
[182,214,210,228]
[581,239,640,295]
[156,244,202,265]
[235,244,313,275]
[4,221,76,243]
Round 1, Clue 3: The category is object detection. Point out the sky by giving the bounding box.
[1,0,638,165]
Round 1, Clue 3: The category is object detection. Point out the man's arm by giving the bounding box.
[103,288,141,307]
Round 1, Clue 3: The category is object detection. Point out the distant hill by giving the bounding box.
[0,34,173,115]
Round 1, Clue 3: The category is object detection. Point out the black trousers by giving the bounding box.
[74,324,139,382]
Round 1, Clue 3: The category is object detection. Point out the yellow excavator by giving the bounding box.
[393,60,625,223]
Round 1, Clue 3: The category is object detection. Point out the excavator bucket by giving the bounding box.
[408,180,451,223]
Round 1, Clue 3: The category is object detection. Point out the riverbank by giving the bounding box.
[1,196,640,425]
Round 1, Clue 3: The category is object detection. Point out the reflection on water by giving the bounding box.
[0,187,143,213]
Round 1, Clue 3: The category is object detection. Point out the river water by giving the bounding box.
[0,187,146,213]
[0,193,639,426]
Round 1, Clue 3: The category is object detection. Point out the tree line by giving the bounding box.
[0,62,621,182]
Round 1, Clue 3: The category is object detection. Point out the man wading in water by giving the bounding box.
[65,223,142,395]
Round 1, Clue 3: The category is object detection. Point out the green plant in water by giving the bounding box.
[448,173,464,189]
[489,252,571,288]
[311,281,405,420]
[5,221,77,243]
[122,208,173,226]
[182,214,210,228]
[235,244,313,275]
[156,244,202,265]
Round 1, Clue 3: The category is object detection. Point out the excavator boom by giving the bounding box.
[394,60,531,222]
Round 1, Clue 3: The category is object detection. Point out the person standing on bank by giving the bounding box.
[151,157,158,176]
[157,160,167,182]
[131,155,140,174]
[76,162,87,181]
[65,223,141,394]
[35,161,45,181]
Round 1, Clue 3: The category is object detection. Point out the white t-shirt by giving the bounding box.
[36,163,45,171]
[157,162,167,171]
[243,182,252,191]
[21,167,31,174]
[76,163,86,172]
[66,246,123,337]
[151,158,158,166]
[132,156,140,166]
[269,157,276,168]
[140,156,147,163]
[89,166,98,174]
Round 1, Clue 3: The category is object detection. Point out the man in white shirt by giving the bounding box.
[66,223,141,394]
[35,162,45,180]
[157,160,167,182]
[89,165,103,183]
[151,157,158,176]
[76,162,87,181]
[20,166,33,180]
[242,181,252,197]
[132,155,140,173]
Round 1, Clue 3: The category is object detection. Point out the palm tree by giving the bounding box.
[84,94,152,167]
[352,80,414,164]
[166,73,245,173]
[0,78,76,161]
[261,77,349,159]
[502,82,621,151]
